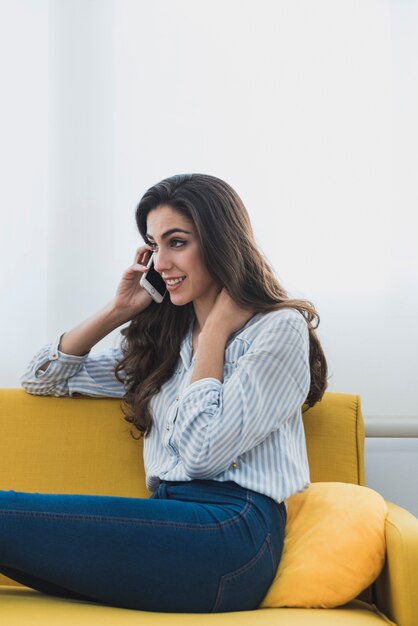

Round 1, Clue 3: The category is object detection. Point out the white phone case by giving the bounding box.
[140,254,166,303]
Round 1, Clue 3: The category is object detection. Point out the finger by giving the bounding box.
[125,262,148,276]
[133,262,149,272]
[133,244,152,264]
[134,246,149,263]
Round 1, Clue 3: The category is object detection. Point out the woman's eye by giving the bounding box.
[146,239,185,250]
[171,239,186,248]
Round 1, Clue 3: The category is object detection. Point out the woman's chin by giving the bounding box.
[168,292,191,306]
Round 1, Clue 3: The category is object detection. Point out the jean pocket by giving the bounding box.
[211,534,276,613]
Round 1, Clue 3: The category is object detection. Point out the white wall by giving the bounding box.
[0,0,49,377]
[365,438,418,517]
[0,0,417,510]
[47,0,117,339]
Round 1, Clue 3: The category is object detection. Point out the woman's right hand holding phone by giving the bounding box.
[47,246,155,361]
[112,245,154,319]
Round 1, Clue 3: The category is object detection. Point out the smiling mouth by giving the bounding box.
[165,276,186,286]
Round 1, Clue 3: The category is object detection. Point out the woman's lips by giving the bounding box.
[165,277,186,292]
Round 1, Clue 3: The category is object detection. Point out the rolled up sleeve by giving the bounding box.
[20,334,125,398]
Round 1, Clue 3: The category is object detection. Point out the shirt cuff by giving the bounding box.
[52,333,91,363]
[179,377,222,404]
[34,334,91,377]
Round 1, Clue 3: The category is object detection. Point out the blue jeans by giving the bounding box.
[0,480,286,612]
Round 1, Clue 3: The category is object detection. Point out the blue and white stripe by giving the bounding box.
[21,308,311,503]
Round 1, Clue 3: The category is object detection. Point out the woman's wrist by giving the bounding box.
[106,301,142,327]
[200,323,230,345]
[105,303,130,327]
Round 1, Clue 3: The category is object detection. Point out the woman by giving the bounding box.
[10,173,327,613]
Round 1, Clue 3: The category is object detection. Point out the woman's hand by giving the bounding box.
[203,288,256,339]
[111,245,154,318]
[190,288,256,384]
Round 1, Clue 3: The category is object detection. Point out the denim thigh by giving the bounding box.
[0,481,286,613]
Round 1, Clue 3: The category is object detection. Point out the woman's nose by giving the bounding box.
[153,249,171,273]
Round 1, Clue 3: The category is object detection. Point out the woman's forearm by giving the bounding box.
[190,326,229,384]
[37,303,129,373]
[57,301,132,357]
[37,302,132,372]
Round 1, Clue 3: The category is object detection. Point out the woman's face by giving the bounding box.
[145,205,219,306]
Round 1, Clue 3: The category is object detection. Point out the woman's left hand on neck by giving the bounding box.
[190,289,255,385]
[202,287,256,340]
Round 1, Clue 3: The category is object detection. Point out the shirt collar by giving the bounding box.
[178,312,263,370]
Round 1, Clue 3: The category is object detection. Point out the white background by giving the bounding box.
[0,0,417,513]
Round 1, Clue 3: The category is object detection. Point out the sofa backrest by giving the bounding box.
[0,389,365,498]
[302,392,365,486]
[0,389,148,498]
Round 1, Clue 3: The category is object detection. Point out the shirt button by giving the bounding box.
[176,395,180,401]
[166,425,170,431]
[231,462,238,470]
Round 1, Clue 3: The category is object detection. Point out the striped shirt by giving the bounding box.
[21,307,311,503]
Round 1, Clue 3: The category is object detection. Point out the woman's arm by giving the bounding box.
[42,243,154,365]
[20,302,133,397]
[61,302,133,356]
[189,328,229,384]
[21,244,154,396]
[20,333,126,398]
[190,288,255,384]
[38,301,133,373]
[173,307,310,479]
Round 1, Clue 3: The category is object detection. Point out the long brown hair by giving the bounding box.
[115,173,327,437]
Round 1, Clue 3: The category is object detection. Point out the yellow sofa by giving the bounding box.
[0,389,417,625]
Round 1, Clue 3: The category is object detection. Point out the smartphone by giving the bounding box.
[140,253,167,303]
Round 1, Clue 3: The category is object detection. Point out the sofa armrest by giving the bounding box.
[374,501,418,626]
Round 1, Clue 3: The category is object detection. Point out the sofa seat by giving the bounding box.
[0,586,395,626]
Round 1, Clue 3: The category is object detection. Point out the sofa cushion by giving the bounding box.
[0,587,394,625]
[261,482,388,609]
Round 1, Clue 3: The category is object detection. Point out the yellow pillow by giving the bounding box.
[261,482,388,608]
